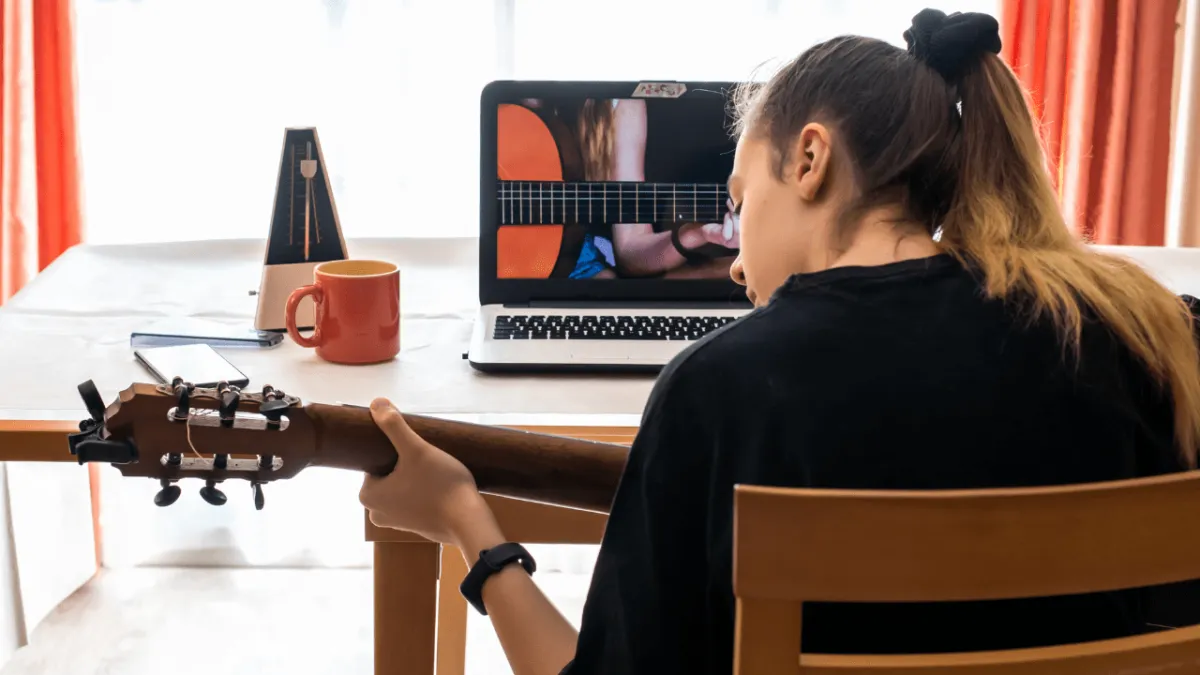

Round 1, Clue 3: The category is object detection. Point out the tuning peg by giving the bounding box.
[199,480,227,506]
[154,479,181,507]
[252,482,265,510]
[213,387,236,469]
[172,379,191,421]
[219,387,240,426]
[260,399,289,430]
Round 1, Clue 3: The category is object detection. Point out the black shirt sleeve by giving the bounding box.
[559,350,719,674]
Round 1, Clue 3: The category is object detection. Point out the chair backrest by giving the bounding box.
[732,471,1200,674]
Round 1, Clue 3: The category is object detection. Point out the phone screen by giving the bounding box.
[134,344,250,388]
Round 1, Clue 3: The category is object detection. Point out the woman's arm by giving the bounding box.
[360,352,719,674]
[610,98,646,183]
[452,501,580,675]
[660,255,738,279]
[359,400,578,675]
[607,98,684,277]
[607,99,673,277]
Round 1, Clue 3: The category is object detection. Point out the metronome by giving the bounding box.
[253,128,349,331]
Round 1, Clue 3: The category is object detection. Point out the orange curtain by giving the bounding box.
[1001,0,1178,245]
[1167,0,1200,247]
[0,0,82,304]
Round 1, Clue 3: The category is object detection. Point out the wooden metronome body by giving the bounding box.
[254,128,349,331]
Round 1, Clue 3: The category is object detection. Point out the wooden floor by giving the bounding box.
[0,567,591,675]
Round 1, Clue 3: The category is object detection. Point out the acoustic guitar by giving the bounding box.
[494,103,731,279]
[66,379,628,513]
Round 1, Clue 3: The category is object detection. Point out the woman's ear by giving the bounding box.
[786,123,832,202]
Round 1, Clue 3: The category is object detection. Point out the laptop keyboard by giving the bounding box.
[492,314,737,341]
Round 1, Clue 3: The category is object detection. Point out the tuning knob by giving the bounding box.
[154,479,181,507]
[260,399,289,427]
[252,483,265,510]
[172,380,191,421]
[199,480,227,506]
[219,387,241,427]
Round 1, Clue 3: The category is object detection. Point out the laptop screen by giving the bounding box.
[491,84,738,284]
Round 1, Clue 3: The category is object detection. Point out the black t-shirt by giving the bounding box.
[559,253,1199,674]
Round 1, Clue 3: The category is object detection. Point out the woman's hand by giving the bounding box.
[358,398,490,548]
[679,199,740,249]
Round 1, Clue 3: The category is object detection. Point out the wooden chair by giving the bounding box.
[732,471,1200,674]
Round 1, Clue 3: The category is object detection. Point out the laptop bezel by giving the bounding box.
[478,79,751,307]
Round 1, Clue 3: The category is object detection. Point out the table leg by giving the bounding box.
[375,541,440,675]
[436,546,469,675]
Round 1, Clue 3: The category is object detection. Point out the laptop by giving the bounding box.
[467,80,753,373]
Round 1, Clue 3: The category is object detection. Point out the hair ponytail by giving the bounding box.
[738,10,1200,465]
[941,54,1200,466]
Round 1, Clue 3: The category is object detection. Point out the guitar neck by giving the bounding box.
[498,181,728,225]
[303,403,627,514]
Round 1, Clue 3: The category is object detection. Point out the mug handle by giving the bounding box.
[285,284,324,348]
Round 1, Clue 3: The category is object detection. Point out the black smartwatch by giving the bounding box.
[459,542,536,615]
[671,225,709,263]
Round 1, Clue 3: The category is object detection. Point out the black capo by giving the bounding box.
[67,381,138,465]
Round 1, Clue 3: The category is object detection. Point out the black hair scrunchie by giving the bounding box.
[903,8,1002,82]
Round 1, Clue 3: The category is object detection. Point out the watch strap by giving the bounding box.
[459,542,536,616]
[672,225,736,262]
[671,225,709,263]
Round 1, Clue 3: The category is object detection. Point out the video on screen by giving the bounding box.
[493,92,738,281]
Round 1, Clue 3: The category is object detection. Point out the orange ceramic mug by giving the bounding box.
[285,260,400,364]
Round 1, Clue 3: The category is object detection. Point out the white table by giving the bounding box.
[0,237,648,675]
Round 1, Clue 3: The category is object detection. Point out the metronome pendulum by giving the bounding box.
[291,141,322,261]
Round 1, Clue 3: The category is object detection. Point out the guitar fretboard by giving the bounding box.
[498,181,728,225]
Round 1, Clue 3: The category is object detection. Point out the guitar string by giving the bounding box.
[183,409,217,459]
[495,185,729,225]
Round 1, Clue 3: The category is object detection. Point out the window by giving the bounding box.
[74,0,1000,245]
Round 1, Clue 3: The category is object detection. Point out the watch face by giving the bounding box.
[484,543,535,571]
[462,543,535,615]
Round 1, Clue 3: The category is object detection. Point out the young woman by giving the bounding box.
[534,96,738,280]
[361,8,1200,674]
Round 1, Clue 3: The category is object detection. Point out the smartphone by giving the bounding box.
[133,343,250,388]
[130,317,283,349]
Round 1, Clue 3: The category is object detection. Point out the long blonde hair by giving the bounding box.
[577,99,615,181]
[736,33,1200,466]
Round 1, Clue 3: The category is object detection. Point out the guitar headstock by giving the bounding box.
[68,378,319,510]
